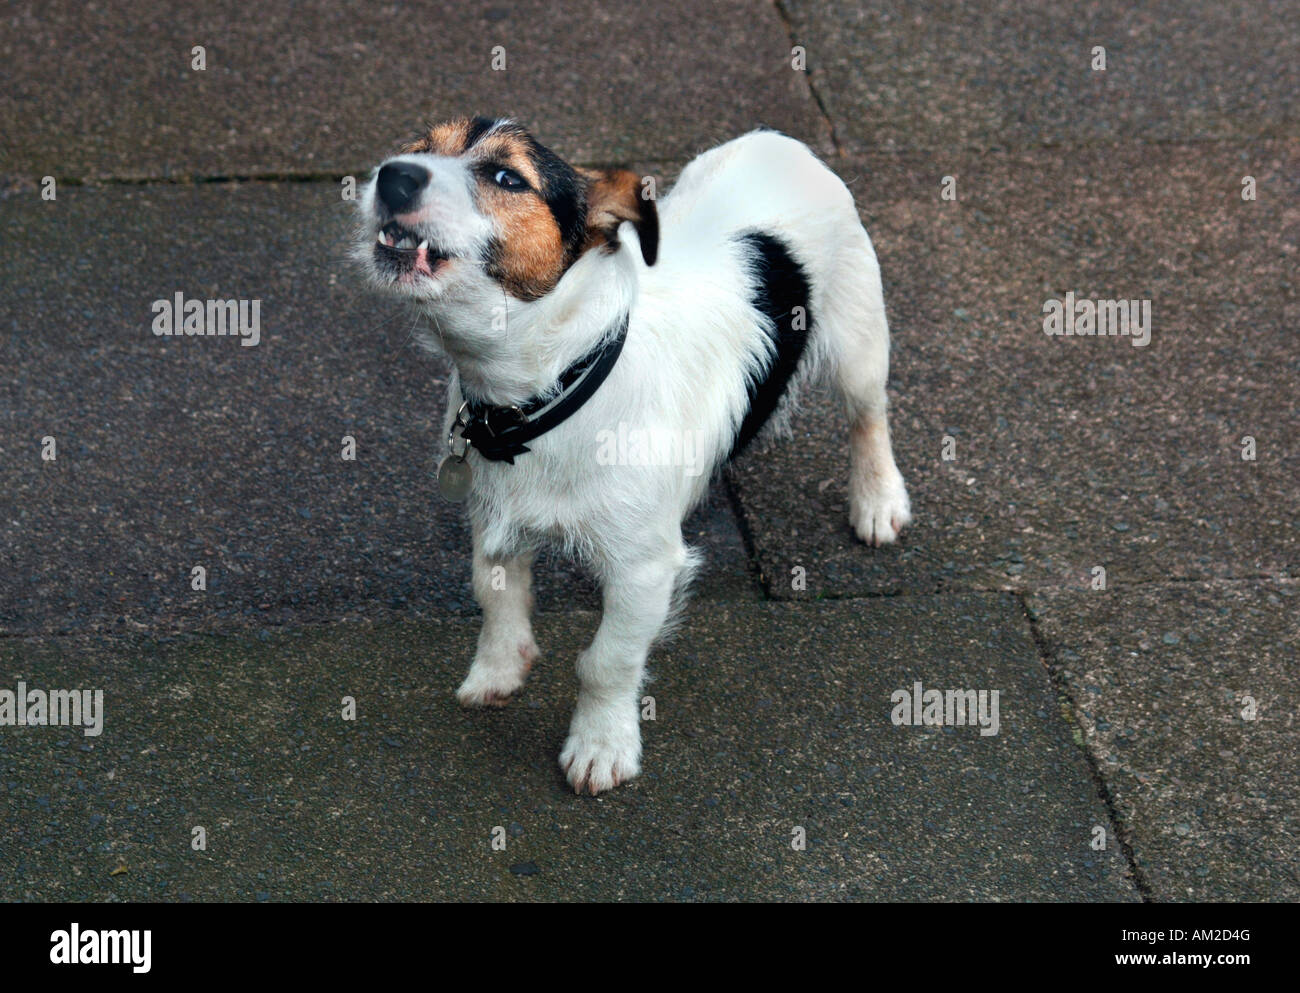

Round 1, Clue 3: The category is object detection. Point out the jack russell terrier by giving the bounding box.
[354,117,911,794]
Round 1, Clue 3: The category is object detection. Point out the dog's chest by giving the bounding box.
[472,455,606,555]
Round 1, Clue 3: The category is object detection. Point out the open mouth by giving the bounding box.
[376,221,451,259]
[376,221,427,252]
[373,221,450,278]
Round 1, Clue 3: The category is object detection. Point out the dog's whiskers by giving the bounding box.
[389,310,423,360]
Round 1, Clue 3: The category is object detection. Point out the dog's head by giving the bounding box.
[356,117,658,305]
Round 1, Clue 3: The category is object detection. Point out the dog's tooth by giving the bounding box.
[377,233,386,245]
[417,240,428,251]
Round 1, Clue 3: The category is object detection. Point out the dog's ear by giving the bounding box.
[579,168,658,266]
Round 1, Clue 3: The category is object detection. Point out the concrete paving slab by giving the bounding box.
[0,183,757,636]
[1027,580,1300,901]
[781,0,1300,153]
[0,595,1137,901]
[728,139,1299,599]
[1,0,1290,910]
[0,0,827,181]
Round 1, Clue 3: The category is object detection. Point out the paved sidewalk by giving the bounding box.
[4,599,1136,901]
[1,0,1296,900]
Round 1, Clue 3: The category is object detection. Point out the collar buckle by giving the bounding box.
[485,405,528,437]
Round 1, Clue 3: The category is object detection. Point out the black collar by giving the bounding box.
[458,313,629,464]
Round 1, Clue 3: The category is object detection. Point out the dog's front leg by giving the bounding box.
[561,545,684,794]
[456,525,539,707]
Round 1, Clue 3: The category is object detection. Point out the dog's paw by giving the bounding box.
[559,707,641,795]
[850,470,912,547]
[455,639,538,707]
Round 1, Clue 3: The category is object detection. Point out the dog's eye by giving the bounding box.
[493,168,528,192]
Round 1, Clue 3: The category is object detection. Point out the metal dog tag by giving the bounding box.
[437,455,473,502]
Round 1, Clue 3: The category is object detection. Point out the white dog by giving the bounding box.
[355,118,911,793]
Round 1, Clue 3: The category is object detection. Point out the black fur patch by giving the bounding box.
[532,147,587,256]
[730,232,812,458]
[465,115,498,149]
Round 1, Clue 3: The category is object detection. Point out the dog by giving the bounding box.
[355,117,911,794]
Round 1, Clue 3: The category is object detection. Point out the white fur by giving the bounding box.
[357,129,911,793]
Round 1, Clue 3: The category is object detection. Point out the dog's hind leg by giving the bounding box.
[821,234,912,546]
[456,526,539,707]
[847,408,911,546]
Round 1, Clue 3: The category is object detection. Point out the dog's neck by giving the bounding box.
[424,244,640,407]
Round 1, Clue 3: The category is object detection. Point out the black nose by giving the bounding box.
[376,161,429,213]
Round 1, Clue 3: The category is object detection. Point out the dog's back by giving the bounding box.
[635,130,890,457]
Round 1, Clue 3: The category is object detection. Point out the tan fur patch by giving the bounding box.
[473,133,567,300]
[578,168,657,265]
[402,118,472,156]
[580,169,639,249]
[479,184,566,300]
